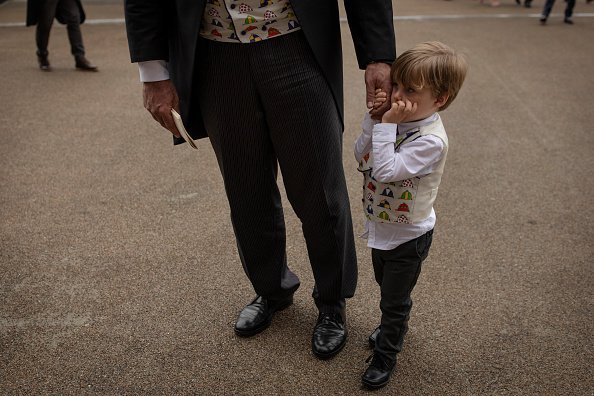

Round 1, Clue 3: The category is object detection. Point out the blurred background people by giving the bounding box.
[540,0,577,24]
[26,0,97,71]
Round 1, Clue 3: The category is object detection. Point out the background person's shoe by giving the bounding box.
[540,16,548,24]
[234,295,293,337]
[37,52,50,71]
[311,311,347,359]
[564,18,574,24]
[75,56,98,71]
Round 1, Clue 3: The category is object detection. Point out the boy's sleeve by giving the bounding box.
[354,113,378,162]
[371,123,445,183]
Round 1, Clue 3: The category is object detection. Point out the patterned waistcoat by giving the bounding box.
[200,0,301,43]
[358,117,449,224]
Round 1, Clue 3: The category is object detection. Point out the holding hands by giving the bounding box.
[372,89,418,124]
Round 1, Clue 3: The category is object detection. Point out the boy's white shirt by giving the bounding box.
[354,112,445,251]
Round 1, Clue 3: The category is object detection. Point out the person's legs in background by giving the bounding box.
[35,0,60,70]
[56,0,97,70]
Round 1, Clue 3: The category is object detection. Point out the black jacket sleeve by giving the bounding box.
[124,0,171,62]
[344,0,396,69]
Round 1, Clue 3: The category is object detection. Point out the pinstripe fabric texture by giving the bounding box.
[196,32,357,312]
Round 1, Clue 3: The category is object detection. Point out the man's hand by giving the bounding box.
[381,99,418,124]
[365,62,392,120]
[143,80,181,137]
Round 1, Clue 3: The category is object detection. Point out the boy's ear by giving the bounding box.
[435,92,449,108]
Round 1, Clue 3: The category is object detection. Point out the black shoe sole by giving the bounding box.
[234,297,293,337]
[362,377,390,390]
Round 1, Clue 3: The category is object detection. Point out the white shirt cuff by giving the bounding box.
[138,60,169,82]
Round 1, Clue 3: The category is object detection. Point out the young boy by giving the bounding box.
[354,41,468,389]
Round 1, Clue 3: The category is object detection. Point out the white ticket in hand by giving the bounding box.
[171,109,198,149]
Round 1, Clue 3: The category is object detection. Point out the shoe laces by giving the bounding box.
[317,312,344,328]
[365,353,391,370]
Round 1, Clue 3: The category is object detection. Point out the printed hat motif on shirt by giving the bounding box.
[367,182,376,192]
[377,211,390,221]
[249,34,262,42]
[212,19,223,27]
[245,25,258,32]
[267,27,281,38]
[400,190,413,200]
[366,205,373,215]
[397,203,410,212]
[264,10,277,19]
[244,15,257,24]
[288,20,299,30]
[208,0,221,5]
[380,187,394,198]
[239,3,254,13]
[260,0,272,7]
[211,29,222,37]
[366,193,374,203]
[208,8,221,17]
[400,179,414,188]
[378,199,391,210]
[363,153,370,163]
[396,215,411,224]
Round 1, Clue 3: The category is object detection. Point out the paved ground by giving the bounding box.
[1,0,593,395]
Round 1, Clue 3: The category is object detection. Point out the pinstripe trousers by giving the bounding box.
[195,32,357,313]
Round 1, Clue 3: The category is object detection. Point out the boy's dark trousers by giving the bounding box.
[371,229,433,363]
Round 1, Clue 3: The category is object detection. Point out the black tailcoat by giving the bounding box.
[124,0,396,141]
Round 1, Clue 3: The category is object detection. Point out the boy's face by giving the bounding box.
[390,80,445,122]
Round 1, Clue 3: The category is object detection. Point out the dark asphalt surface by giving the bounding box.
[1,0,593,395]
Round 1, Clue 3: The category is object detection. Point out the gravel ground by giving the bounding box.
[1,0,593,395]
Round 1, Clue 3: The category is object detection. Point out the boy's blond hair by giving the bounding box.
[391,41,468,111]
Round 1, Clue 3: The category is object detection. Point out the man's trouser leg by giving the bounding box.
[196,32,357,310]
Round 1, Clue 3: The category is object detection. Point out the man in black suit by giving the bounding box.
[26,0,97,71]
[124,0,395,359]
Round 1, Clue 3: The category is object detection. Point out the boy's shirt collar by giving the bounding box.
[397,113,439,135]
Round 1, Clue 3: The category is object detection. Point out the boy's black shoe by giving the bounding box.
[362,353,397,390]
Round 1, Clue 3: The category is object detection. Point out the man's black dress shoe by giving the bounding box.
[361,353,396,390]
[311,312,347,359]
[37,53,50,71]
[234,295,293,337]
[368,325,380,348]
[75,56,98,71]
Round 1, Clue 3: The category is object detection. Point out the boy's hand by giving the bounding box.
[381,99,418,124]
[369,89,388,120]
